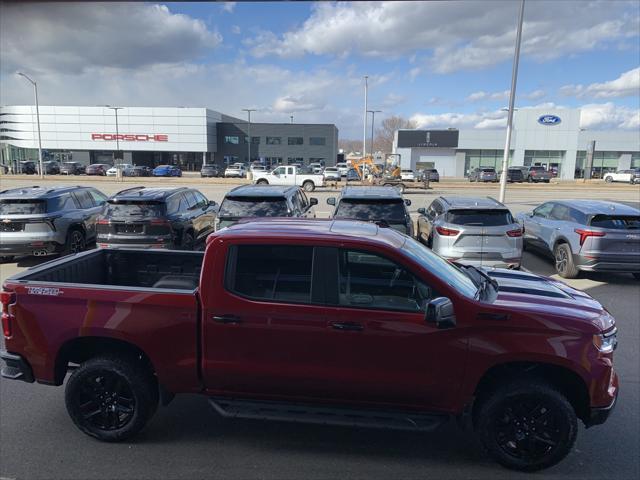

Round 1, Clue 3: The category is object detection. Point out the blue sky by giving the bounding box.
[1,1,639,138]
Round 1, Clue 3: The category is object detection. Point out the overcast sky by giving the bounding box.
[1,1,638,138]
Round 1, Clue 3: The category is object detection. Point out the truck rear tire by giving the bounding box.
[476,380,577,472]
[302,181,315,192]
[65,355,158,442]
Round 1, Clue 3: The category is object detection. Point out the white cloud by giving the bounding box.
[466,90,510,102]
[231,25,241,35]
[0,3,222,75]
[245,1,638,74]
[560,67,640,99]
[410,102,639,130]
[465,89,546,103]
[221,2,236,14]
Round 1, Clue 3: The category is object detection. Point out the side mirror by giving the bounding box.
[309,197,318,206]
[404,199,412,206]
[417,207,426,215]
[425,297,456,329]
[327,197,336,206]
[209,200,217,206]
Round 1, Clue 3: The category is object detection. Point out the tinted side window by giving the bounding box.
[338,250,435,312]
[183,191,199,209]
[48,193,78,212]
[227,245,313,303]
[88,189,107,206]
[193,191,208,208]
[73,190,94,209]
[533,203,553,218]
[166,193,186,215]
[550,204,570,221]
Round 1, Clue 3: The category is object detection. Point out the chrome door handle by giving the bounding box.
[212,315,242,324]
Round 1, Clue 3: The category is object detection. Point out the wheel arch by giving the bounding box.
[471,361,590,425]
[54,336,156,386]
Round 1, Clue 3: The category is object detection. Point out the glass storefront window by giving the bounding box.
[523,150,564,177]
[630,153,640,169]
[224,136,239,144]
[464,150,513,176]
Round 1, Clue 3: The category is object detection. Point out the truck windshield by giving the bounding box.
[219,197,289,217]
[447,209,514,226]
[402,238,478,298]
[0,200,46,215]
[402,237,477,298]
[103,201,165,217]
[335,199,406,222]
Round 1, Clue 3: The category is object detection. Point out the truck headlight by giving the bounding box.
[594,328,617,353]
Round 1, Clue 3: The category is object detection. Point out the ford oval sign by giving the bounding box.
[538,114,561,126]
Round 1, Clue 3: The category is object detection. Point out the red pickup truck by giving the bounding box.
[1,219,618,471]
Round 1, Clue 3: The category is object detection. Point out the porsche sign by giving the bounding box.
[91,133,168,142]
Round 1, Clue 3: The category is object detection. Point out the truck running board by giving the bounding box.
[209,397,448,432]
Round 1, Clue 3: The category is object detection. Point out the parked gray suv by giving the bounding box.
[417,196,523,268]
[0,185,108,261]
[517,200,640,279]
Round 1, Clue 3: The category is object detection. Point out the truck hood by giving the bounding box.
[484,268,614,332]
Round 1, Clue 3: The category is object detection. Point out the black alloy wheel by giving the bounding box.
[73,369,136,431]
[65,356,158,442]
[554,243,579,278]
[477,381,577,471]
[65,229,86,255]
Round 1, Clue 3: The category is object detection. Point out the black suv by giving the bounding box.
[216,185,317,231]
[96,187,217,250]
[201,165,221,178]
[327,186,413,235]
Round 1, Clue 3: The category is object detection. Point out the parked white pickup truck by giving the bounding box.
[253,165,325,192]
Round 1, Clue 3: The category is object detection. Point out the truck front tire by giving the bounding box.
[476,380,577,472]
[65,355,158,442]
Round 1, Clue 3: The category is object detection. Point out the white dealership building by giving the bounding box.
[0,105,338,171]
[393,108,640,179]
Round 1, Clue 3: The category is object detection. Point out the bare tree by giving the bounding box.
[374,116,417,153]
[338,138,362,154]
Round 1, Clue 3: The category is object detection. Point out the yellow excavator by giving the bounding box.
[351,157,382,180]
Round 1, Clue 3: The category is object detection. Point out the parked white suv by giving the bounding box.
[401,169,416,181]
[225,163,247,178]
[106,164,133,176]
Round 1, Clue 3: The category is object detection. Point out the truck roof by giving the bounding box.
[209,218,406,249]
[340,186,403,200]
[0,185,87,199]
[110,186,187,201]
[226,185,299,198]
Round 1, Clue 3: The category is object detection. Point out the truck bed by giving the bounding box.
[11,249,203,291]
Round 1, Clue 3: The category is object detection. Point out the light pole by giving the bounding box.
[498,0,525,203]
[17,72,44,179]
[367,110,382,156]
[290,115,294,124]
[105,106,124,180]
[363,76,369,159]
[242,108,256,164]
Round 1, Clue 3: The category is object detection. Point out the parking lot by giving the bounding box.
[1,176,639,480]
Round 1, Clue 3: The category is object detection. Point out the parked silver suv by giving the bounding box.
[417,196,523,268]
[517,200,640,279]
[0,185,108,261]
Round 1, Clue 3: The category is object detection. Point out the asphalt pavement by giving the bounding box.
[1,177,639,479]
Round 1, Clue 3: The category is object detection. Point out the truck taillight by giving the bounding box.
[506,228,523,237]
[436,226,460,236]
[1,291,16,338]
[575,228,606,246]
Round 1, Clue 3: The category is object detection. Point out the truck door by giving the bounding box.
[201,242,466,410]
[285,166,296,185]
[201,243,344,400]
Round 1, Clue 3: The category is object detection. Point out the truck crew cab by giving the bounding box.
[1,219,618,471]
[253,165,324,192]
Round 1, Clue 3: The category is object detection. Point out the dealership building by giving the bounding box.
[393,108,640,179]
[0,105,338,171]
